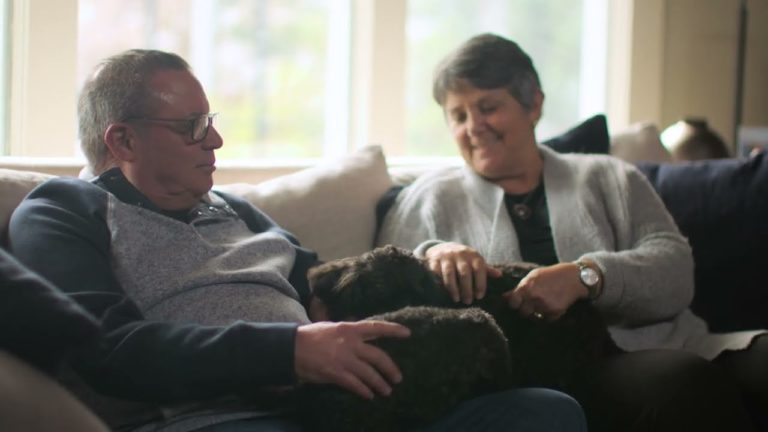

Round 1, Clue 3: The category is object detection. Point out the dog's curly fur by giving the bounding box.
[308,245,620,390]
[300,306,512,432]
[301,245,620,431]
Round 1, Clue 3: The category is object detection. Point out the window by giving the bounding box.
[4,0,608,161]
[79,0,346,159]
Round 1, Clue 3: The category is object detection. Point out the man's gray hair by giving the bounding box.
[432,33,541,112]
[78,49,191,174]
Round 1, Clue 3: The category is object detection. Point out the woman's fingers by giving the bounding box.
[425,242,493,304]
[437,258,458,302]
[503,263,584,320]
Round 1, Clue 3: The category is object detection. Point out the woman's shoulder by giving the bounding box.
[402,166,466,193]
[542,145,639,178]
[391,166,468,210]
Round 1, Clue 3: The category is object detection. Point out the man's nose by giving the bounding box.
[203,126,224,150]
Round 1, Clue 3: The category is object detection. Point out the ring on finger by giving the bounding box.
[532,311,544,320]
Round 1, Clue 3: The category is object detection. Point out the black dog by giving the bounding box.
[300,306,513,432]
[308,245,620,391]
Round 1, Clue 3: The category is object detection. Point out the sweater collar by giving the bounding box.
[93,167,219,221]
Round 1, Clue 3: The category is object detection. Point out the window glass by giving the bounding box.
[77,0,602,160]
[404,0,589,157]
[78,0,334,158]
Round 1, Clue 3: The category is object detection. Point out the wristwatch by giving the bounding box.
[576,261,602,300]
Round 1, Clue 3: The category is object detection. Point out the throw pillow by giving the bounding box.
[611,122,672,163]
[636,152,768,331]
[216,146,393,261]
[0,248,101,373]
[541,114,609,154]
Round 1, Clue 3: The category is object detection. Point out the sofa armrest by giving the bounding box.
[0,351,108,432]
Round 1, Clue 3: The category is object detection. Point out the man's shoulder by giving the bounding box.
[17,176,109,218]
[29,176,107,200]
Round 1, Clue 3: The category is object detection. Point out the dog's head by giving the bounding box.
[308,245,452,321]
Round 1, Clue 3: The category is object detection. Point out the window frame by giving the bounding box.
[1,0,651,171]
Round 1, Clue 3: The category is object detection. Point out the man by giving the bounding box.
[7,49,585,431]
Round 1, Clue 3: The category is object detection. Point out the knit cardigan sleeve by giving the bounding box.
[574,159,695,326]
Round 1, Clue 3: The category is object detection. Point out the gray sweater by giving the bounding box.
[378,145,762,359]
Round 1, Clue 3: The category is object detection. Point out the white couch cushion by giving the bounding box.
[610,122,672,163]
[215,146,392,261]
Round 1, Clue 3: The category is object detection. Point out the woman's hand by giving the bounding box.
[503,263,589,321]
[294,320,410,400]
[424,242,502,304]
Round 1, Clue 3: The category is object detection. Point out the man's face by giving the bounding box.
[126,69,223,210]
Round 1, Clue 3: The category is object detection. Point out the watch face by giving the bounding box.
[580,267,600,286]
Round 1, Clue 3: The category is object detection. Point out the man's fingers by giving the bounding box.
[335,370,375,400]
[358,342,403,387]
[347,352,394,397]
[355,320,407,388]
[357,320,411,340]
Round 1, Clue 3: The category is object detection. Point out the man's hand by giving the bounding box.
[424,242,502,304]
[294,320,410,399]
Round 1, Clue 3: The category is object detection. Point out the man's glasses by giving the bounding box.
[125,113,218,143]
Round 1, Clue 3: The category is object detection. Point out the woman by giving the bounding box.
[377,33,767,431]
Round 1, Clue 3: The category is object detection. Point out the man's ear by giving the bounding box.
[104,123,136,162]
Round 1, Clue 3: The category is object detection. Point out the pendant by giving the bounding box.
[512,203,532,220]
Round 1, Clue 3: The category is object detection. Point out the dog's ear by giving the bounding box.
[309,258,372,321]
[308,261,351,310]
[308,263,342,299]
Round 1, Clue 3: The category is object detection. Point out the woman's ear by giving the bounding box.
[103,123,136,162]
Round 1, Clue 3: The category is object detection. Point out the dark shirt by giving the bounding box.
[504,183,558,266]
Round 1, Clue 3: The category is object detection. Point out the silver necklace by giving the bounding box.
[508,182,544,221]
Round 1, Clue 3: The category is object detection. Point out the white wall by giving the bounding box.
[629,0,768,152]
[9,0,78,157]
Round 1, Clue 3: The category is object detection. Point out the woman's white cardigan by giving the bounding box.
[377,145,762,359]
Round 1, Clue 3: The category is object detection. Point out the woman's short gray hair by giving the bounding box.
[78,49,191,174]
[432,33,541,111]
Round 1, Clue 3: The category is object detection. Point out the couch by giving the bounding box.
[0,118,766,429]
[0,138,768,331]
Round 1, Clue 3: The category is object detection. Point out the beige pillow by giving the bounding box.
[0,169,55,234]
[215,146,393,261]
[610,123,672,163]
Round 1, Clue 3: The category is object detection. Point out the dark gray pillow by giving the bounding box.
[636,152,768,331]
[0,247,101,373]
[541,114,609,154]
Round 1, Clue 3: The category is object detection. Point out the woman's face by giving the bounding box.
[443,83,542,180]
